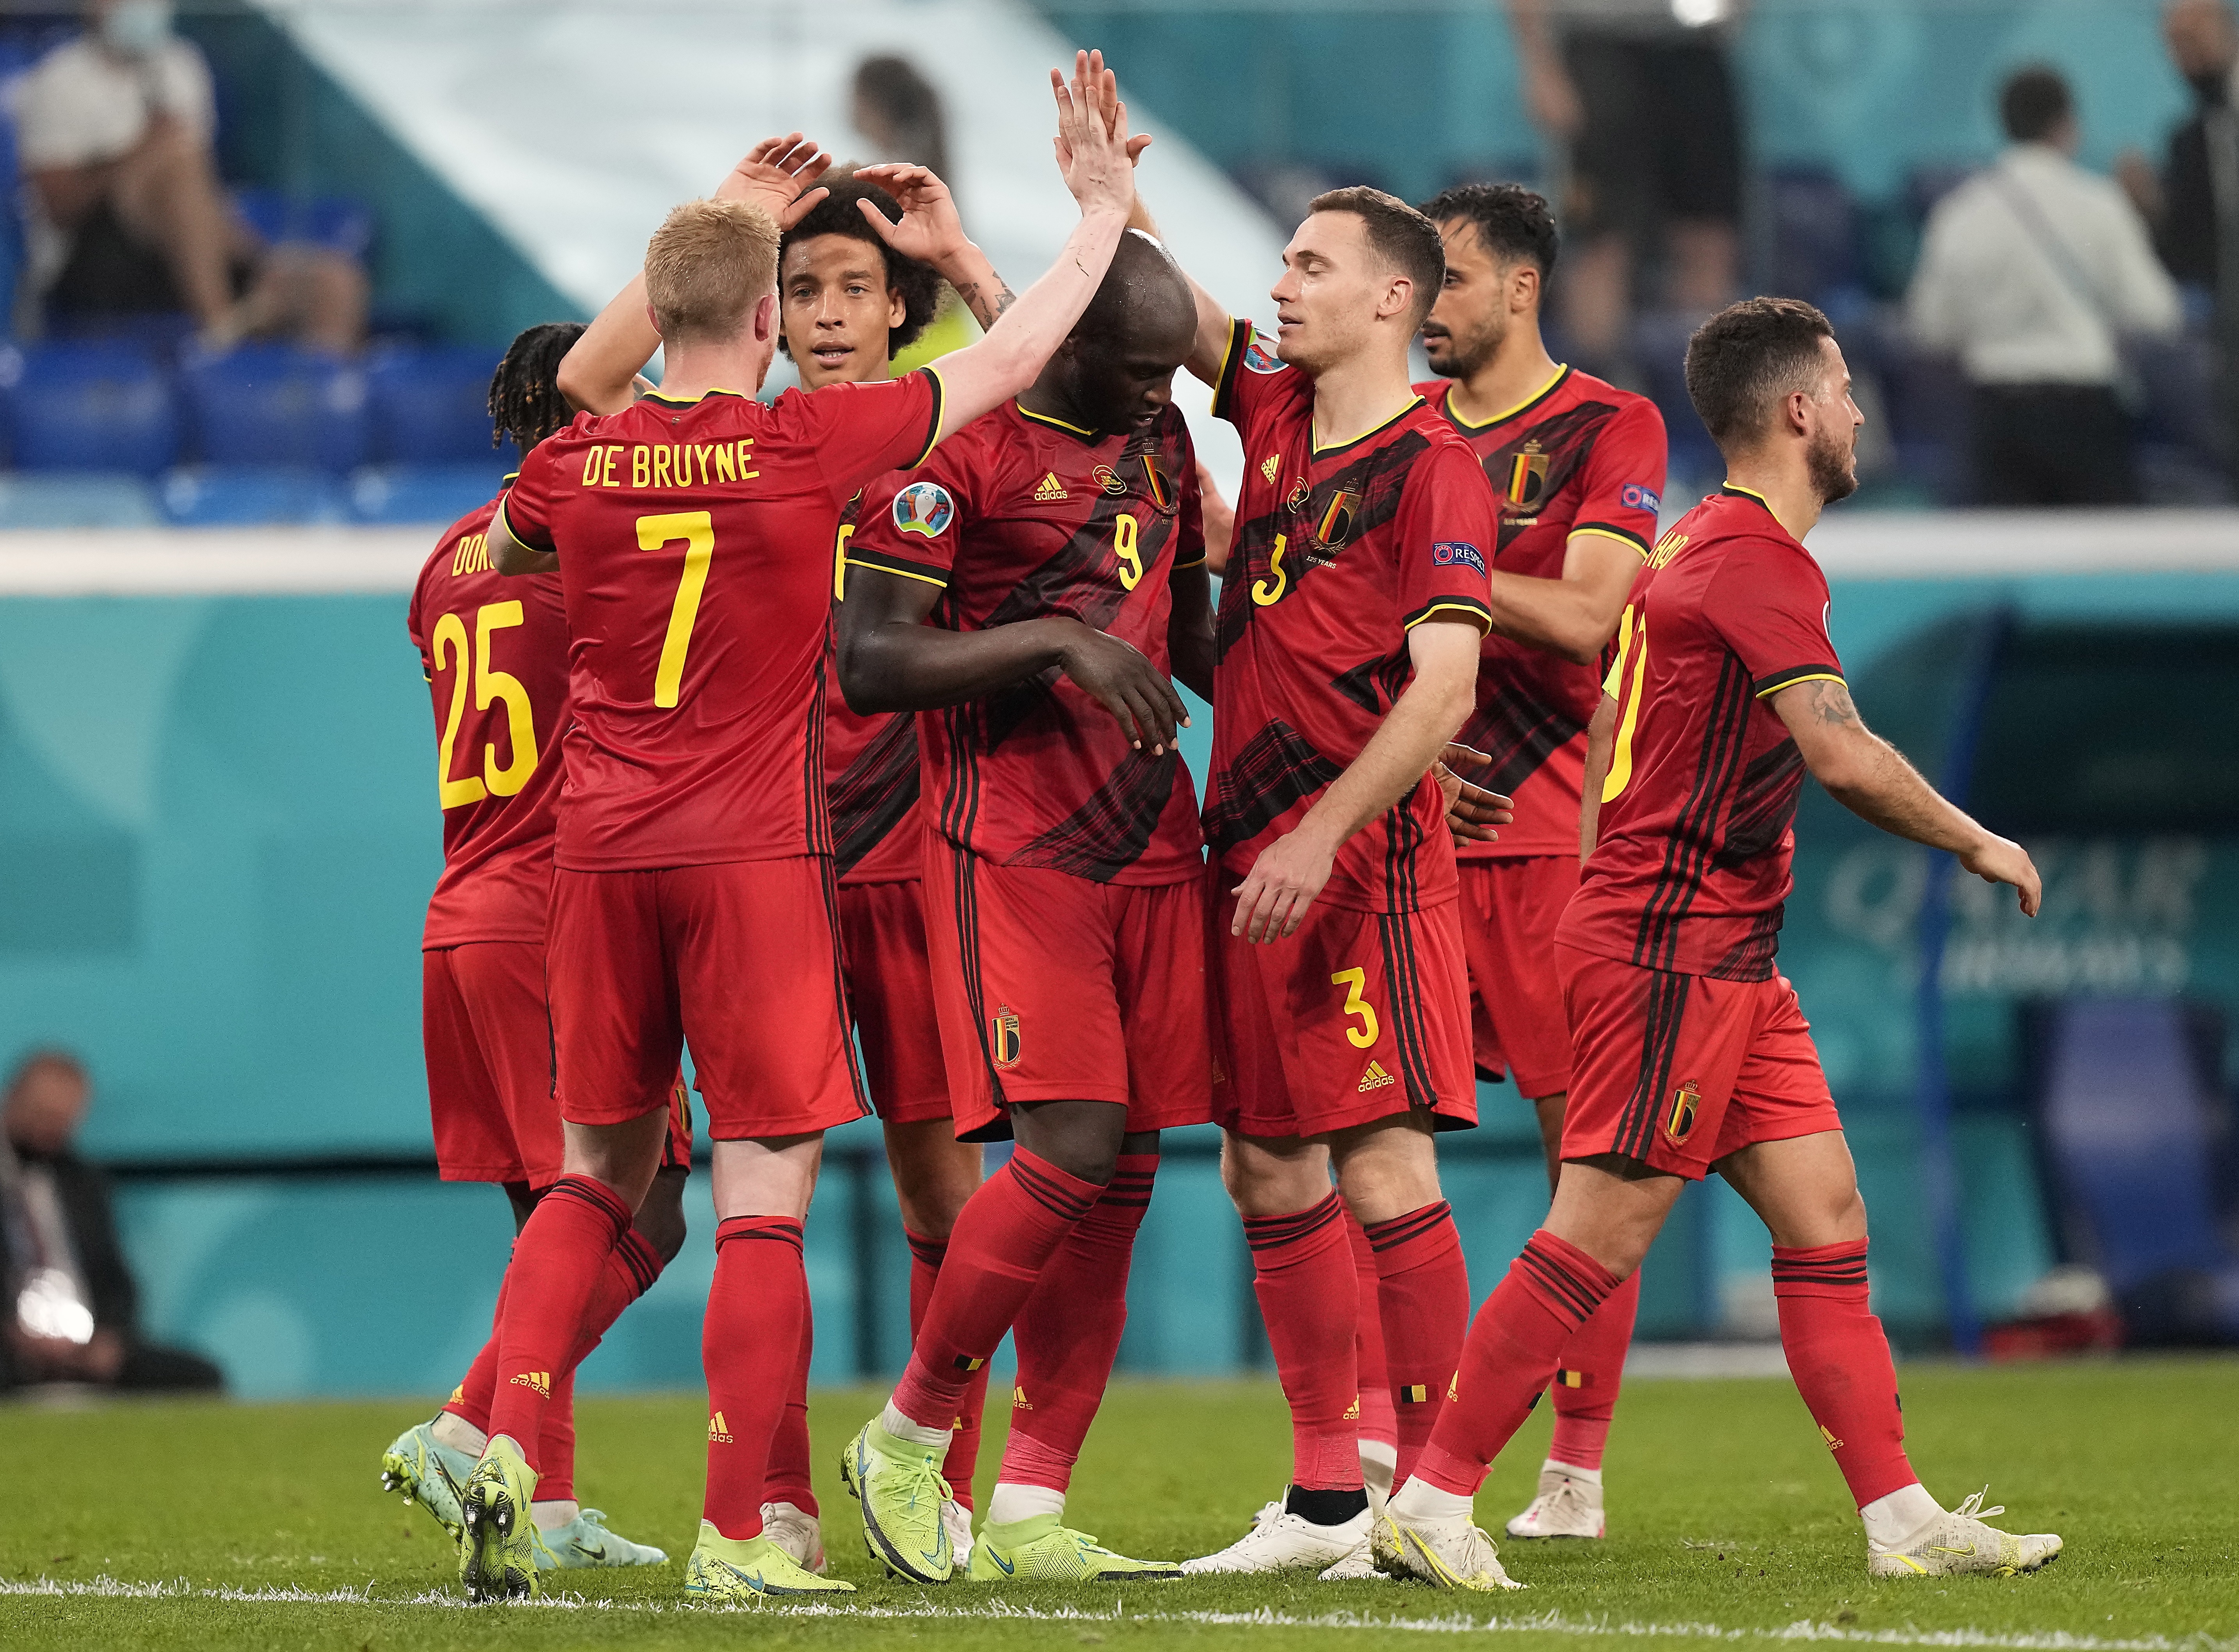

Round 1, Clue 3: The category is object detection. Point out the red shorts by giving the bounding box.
[837,878,951,1126]
[1214,895,1477,1140]
[423,942,693,1187]
[1558,943,1842,1180]
[547,858,869,1141]
[921,847,1216,1141]
[1458,856,1579,1100]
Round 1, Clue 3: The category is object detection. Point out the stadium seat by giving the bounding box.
[1630,310,1721,489]
[1765,167,1863,310]
[347,463,506,525]
[365,345,507,465]
[2025,998,2239,1345]
[160,465,349,527]
[0,472,162,528]
[0,340,179,474]
[231,188,377,260]
[179,344,371,472]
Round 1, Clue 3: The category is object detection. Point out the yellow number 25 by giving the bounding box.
[432,601,539,810]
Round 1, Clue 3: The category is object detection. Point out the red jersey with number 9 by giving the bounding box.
[1557,484,1844,981]
[408,493,572,947]
[499,373,942,870]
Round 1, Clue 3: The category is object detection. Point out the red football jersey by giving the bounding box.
[500,372,942,871]
[1557,484,1844,981]
[824,494,926,885]
[1207,321,1497,913]
[845,399,1207,886]
[1418,367,1667,858]
[406,494,570,947]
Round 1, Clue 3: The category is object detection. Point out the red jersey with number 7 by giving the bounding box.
[499,372,943,871]
[1208,319,1497,913]
[407,493,572,947]
[1557,484,1844,981]
[844,399,1207,886]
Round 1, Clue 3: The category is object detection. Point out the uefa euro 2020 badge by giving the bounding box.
[891,481,956,538]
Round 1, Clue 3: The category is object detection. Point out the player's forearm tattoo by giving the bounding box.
[953,281,1019,330]
[1808,680,1863,728]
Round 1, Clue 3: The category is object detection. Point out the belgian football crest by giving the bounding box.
[1664,1079,1701,1145]
[1138,452,1176,514]
[1313,488,1362,550]
[990,1004,1022,1068]
[1504,445,1550,511]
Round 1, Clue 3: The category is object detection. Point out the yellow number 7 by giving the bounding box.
[638,510,715,708]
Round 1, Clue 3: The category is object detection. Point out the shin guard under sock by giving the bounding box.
[1547,1268,1641,1472]
[1414,1230,1619,1497]
[1346,1212,1397,1456]
[703,1217,808,1541]
[1245,1191,1360,1491]
[890,1150,1099,1432]
[1772,1239,1915,1506]
[760,1309,817,1517]
[908,1228,989,1510]
[1000,1154,1156,1494]
[486,1175,632,1463]
[1363,1200,1470,1488]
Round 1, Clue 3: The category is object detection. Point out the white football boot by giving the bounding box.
[1373,1507,1526,1591]
[1506,1465,1605,1539]
[1183,1494,1372,1575]
[759,1500,828,1575]
[1867,1489,2063,1579]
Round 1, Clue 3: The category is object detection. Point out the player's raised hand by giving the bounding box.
[1050,619,1188,756]
[1960,833,2042,917]
[1435,744,1513,847]
[1231,829,1335,944]
[1048,49,1136,220]
[716,134,833,230]
[852,163,971,265]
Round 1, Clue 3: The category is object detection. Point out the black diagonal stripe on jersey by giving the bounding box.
[1614,966,1692,1160]
[948,845,1007,1110]
[1330,648,1413,715]
[983,483,1175,635]
[1205,719,1346,861]
[829,709,920,879]
[1480,399,1625,552]
[1713,738,1807,872]
[1632,653,1751,973]
[815,857,874,1120]
[1461,684,1592,797]
[1010,748,1180,881]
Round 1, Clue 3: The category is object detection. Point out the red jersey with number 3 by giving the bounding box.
[407,494,571,948]
[825,493,926,885]
[1209,320,1497,913]
[1557,484,1844,981]
[500,373,942,871]
[1417,367,1666,858]
[845,399,1207,886]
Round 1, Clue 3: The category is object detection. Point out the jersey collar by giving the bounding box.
[641,385,754,408]
[1719,481,1774,511]
[1441,363,1570,433]
[1313,395,1425,458]
[1014,401,1104,445]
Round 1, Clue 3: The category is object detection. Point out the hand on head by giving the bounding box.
[1047,49,1139,218]
[719,134,834,230]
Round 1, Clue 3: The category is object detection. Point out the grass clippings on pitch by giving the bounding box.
[2,1358,2234,1650]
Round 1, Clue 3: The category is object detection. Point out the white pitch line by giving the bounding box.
[0,1574,2230,1652]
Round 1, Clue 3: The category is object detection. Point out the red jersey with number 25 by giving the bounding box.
[1558,484,1844,981]
[1209,320,1497,913]
[1419,367,1666,858]
[407,493,571,949]
[845,399,1207,886]
[500,372,942,871]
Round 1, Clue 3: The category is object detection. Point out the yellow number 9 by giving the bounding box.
[1113,511,1142,590]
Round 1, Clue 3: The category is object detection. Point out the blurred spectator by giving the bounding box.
[0,1050,223,1393]
[1908,66,2181,506]
[852,54,951,185]
[13,0,366,351]
[1504,0,1745,376]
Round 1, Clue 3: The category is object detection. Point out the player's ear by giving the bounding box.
[643,302,664,339]
[753,292,778,345]
[886,286,907,331]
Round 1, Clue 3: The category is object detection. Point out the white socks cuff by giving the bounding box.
[879,1398,953,1449]
[1389,1478,1475,1526]
[988,1483,1067,1527]
[1860,1482,1944,1549]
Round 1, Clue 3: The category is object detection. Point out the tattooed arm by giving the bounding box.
[1770,677,2040,915]
[848,162,1017,330]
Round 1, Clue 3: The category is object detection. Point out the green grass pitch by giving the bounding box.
[2,1358,2233,1649]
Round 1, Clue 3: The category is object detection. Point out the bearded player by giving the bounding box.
[833,225,1209,1584]
[1120,182,1504,1578]
[456,62,1143,1603]
[380,322,682,1576]
[1385,180,1666,1543]
[1376,298,2061,1590]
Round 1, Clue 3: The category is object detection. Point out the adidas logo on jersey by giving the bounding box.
[1013,1384,1034,1411]
[1032,472,1068,502]
[709,1411,734,1444]
[509,1370,551,1398]
[1260,454,1280,484]
[1820,1423,1846,1453]
[1342,1395,1360,1421]
[1358,1060,1396,1093]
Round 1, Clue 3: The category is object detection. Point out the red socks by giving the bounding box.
[1772,1239,1915,1506]
[760,1310,817,1517]
[1415,1230,1618,1497]
[485,1175,633,1463]
[891,1149,1099,1431]
[1347,1213,1397,1457]
[1245,1191,1359,1491]
[1362,1201,1470,1487]
[1546,1269,1641,1472]
[703,1217,810,1541]
[1000,1154,1157,1493]
[908,1229,991,1509]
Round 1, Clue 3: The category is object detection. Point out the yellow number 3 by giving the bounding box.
[1330,966,1381,1049]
